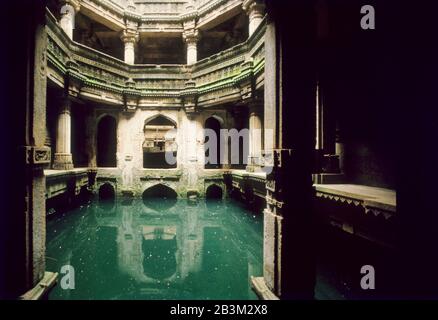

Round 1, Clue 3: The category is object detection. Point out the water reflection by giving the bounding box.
[46,198,263,300]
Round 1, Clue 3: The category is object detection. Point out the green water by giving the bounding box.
[46,198,263,300]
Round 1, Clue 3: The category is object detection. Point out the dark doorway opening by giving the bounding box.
[206,184,223,199]
[97,116,117,167]
[143,116,177,169]
[98,183,115,201]
[205,117,222,169]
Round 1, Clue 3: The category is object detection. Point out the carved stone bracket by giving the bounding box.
[123,78,140,113]
[181,80,198,117]
[65,59,84,97]
[22,146,52,168]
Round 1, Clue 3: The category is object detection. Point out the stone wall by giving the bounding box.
[89,107,235,198]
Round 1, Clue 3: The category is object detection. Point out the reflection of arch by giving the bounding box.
[142,184,178,210]
[142,227,177,280]
[205,117,222,169]
[143,115,177,169]
[206,184,223,199]
[97,115,117,167]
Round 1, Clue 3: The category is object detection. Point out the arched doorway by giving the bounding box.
[143,115,177,169]
[98,183,115,200]
[97,115,117,167]
[142,184,178,210]
[206,184,223,199]
[98,183,116,211]
[205,117,222,169]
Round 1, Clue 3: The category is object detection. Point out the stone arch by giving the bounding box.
[210,114,225,126]
[144,114,177,128]
[206,184,223,199]
[97,115,117,167]
[98,183,115,200]
[143,114,178,169]
[142,183,178,199]
[142,183,178,210]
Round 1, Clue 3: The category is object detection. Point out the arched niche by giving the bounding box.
[143,115,177,169]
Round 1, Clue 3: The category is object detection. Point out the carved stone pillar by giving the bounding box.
[247,101,263,171]
[121,30,139,65]
[3,0,57,300]
[252,1,316,300]
[243,0,266,36]
[182,81,200,196]
[59,0,80,39]
[183,30,199,65]
[335,122,344,173]
[53,97,73,170]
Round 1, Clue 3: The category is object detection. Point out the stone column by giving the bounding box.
[53,97,74,170]
[183,30,199,65]
[185,112,200,196]
[59,0,80,39]
[121,30,139,65]
[335,122,344,173]
[3,1,56,299]
[247,101,263,171]
[252,1,316,300]
[182,80,201,197]
[243,0,266,36]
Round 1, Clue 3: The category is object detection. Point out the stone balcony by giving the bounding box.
[46,8,265,109]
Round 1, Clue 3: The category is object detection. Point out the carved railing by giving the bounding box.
[79,0,243,25]
[46,9,265,108]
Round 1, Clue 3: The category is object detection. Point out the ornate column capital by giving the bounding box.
[60,0,81,13]
[183,28,200,45]
[242,0,265,16]
[120,29,139,44]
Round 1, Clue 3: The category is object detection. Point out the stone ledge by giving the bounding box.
[19,272,58,300]
[250,276,279,300]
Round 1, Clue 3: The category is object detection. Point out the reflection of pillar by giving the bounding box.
[247,101,263,171]
[243,0,266,36]
[59,0,80,39]
[180,205,203,278]
[53,97,73,170]
[121,30,139,65]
